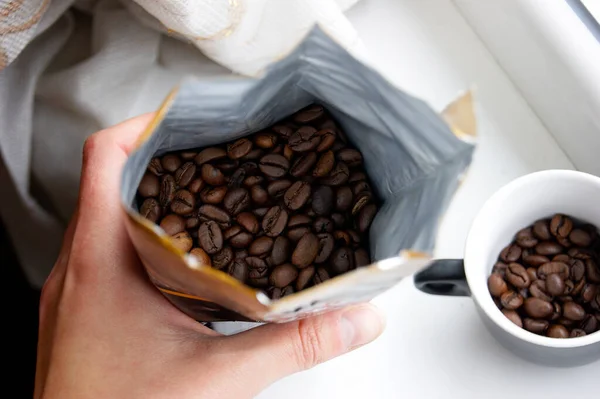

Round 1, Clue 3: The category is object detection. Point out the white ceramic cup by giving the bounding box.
[414,170,600,366]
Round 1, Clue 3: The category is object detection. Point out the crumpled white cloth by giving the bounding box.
[0,0,363,287]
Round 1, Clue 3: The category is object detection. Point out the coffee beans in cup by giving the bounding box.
[488,214,600,338]
[137,104,379,299]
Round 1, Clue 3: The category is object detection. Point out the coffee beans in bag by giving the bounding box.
[121,27,476,322]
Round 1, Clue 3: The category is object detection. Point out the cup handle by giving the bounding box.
[413,259,471,297]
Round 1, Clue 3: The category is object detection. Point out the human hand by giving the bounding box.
[35,114,386,399]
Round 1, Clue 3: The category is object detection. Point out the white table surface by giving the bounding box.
[254,0,599,398]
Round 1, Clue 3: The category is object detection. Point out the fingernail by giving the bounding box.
[340,304,386,349]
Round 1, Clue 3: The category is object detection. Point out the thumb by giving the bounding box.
[222,304,385,393]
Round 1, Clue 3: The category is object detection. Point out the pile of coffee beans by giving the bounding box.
[137,104,378,299]
[488,214,600,338]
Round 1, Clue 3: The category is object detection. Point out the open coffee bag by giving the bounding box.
[120,27,477,323]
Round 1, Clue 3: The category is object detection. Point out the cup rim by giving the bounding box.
[465,170,600,348]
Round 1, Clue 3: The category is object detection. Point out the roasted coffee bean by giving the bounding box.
[500,290,523,310]
[159,175,176,206]
[188,178,205,194]
[523,318,549,334]
[189,248,211,266]
[270,264,298,288]
[174,162,196,188]
[563,301,586,321]
[592,294,600,311]
[552,254,570,263]
[336,148,362,167]
[223,188,250,215]
[529,280,553,301]
[212,247,234,269]
[247,185,268,207]
[312,185,334,215]
[492,262,508,276]
[284,181,311,210]
[259,154,289,178]
[502,309,523,328]
[358,204,377,233]
[582,283,598,303]
[283,144,294,160]
[551,302,562,321]
[320,162,349,186]
[354,248,370,267]
[227,259,248,282]
[500,243,522,262]
[161,154,181,172]
[227,138,252,159]
[556,236,572,248]
[547,324,569,338]
[352,181,371,195]
[571,278,586,296]
[550,214,573,238]
[335,186,353,212]
[313,267,330,285]
[516,227,538,248]
[296,266,315,291]
[245,256,267,270]
[236,212,259,234]
[262,206,288,237]
[235,249,248,260]
[506,263,531,289]
[198,221,223,254]
[198,205,231,227]
[535,241,563,256]
[488,274,508,297]
[243,175,265,187]
[315,233,335,263]
[563,280,576,296]
[148,158,164,176]
[537,261,570,280]
[524,297,554,318]
[331,213,346,228]
[229,230,254,249]
[287,227,311,242]
[253,207,269,218]
[138,173,160,197]
[254,132,278,149]
[316,131,336,152]
[347,230,361,246]
[570,228,592,247]
[330,247,354,276]
[200,186,227,204]
[271,236,291,266]
[291,233,319,268]
[293,104,324,123]
[313,151,335,177]
[267,179,292,198]
[249,236,274,256]
[271,124,293,137]
[289,126,320,152]
[170,190,195,215]
[586,258,600,283]
[194,147,226,165]
[201,164,226,186]
[570,329,587,337]
[546,273,565,296]
[526,267,538,282]
[160,214,186,236]
[569,259,586,282]
[569,247,593,259]
[580,314,598,334]
[291,152,317,177]
[140,198,161,222]
[287,214,311,228]
[171,231,193,252]
[334,231,351,246]
[180,151,197,161]
[533,219,552,240]
[313,217,334,233]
